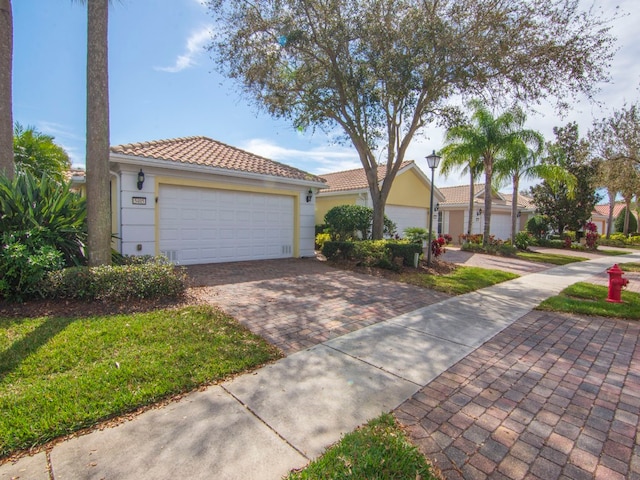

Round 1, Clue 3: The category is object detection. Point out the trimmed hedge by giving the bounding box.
[322,240,422,269]
[41,257,186,301]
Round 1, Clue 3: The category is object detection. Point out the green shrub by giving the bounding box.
[42,257,186,301]
[514,231,534,250]
[387,241,423,266]
[324,205,396,240]
[321,241,355,259]
[614,207,638,233]
[537,238,565,248]
[352,240,390,266]
[526,215,550,240]
[403,227,428,244]
[0,231,65,301]
[0,172,87,266]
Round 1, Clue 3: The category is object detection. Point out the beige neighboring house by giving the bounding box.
[70,136,326,265]
[438,183,536,243]
[591,203,639,235]
[315,161,445,235]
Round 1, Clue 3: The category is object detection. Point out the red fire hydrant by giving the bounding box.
[606,264,629,303]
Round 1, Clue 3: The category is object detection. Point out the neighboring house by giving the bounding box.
[315,161,445,235]
[72,136,326,265]
[437,184,535,243]
[591,203,639,234]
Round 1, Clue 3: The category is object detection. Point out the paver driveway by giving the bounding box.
[187,258,449,355]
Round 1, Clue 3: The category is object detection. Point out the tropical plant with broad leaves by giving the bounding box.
[0,172,87,266]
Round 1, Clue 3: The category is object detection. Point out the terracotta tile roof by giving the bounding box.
[502,192,536,209]
[319,161,414,193]
[110,136,324,183]
[593,202,637,218]
[438,184,485,205]
[439,184,535,209]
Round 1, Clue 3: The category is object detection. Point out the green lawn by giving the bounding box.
[537,282,640,319]
[620,262,640,272]
[0,305,281,458]
[287,414,438,480]
[516,251,588,265]
[399,266,518,295]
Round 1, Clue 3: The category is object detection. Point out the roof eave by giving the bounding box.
[110,153,326,188]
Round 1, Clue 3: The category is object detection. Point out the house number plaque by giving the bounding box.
[132,196,147,205]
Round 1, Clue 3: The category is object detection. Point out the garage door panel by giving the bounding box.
[159,185,294,265]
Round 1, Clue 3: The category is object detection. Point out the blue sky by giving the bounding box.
[12,0,640,189]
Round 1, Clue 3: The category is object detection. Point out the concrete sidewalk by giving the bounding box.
[2,253,639,480]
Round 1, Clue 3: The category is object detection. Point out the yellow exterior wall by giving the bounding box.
[387,170,430,207]
[315,194,360,225]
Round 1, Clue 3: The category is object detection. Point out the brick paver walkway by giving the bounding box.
[187,258,449,355]
[395,310,640,480]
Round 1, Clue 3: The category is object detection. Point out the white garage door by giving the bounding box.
[159,185,294,265]
[385,205,428,237]
[490,213,512,240]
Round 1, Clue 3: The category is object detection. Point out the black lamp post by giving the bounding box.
[426,150,441,267]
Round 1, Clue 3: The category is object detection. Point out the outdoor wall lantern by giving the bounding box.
[306,189,313,203]
[137,169,145,190]
[476,208,483,217]
[434,202,440,212]
[425,150,441,267]
[517,210,522,218]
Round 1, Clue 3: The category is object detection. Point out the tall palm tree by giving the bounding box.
[84,0,112,266]
[494,120,576,241]
[439,144,483,236]
[443,100,538,245]
[0,0,13,180]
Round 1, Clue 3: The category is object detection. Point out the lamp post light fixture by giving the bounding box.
[426,150,441,267]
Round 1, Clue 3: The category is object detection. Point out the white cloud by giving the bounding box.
[155,25,212,73]
[240,138,362,174]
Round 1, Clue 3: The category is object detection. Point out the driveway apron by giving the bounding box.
[187,258,450,355]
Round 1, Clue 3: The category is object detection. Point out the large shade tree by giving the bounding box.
[0,0,13,180]
[442,100,543,245]
[206,0,615,239]
[530,123,601,234]
[590,103,640,236]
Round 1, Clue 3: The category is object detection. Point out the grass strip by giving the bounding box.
[516,251,588,265]
[597,249,632,256]
[620,262,640,272]
[0,305,280,458]
[399,266,518,295]
[537,282,640,319]
[287,414,438,480]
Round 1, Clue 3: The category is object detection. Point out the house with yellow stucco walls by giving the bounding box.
[315,161,445,236]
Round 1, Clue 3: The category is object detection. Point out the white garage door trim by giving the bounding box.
[385,205,428,236]
[159,185,294,265]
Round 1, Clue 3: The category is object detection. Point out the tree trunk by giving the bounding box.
[86,0,112,266]
[624,198,631,234]
[467,175,474,235]
[606,190,615,238]
[511,174,519,241]
[482,160,493,246]
[0,0,13,180]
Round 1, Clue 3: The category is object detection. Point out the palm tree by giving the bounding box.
[0,0,13,180]
[84,0,112,266]
[439,144,483,236]
[443,100,539,245]
[494,118,576,241]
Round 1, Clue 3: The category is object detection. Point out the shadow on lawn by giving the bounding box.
[0,316,76,381]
